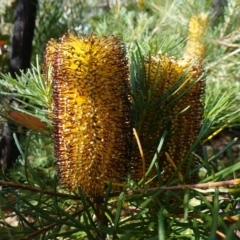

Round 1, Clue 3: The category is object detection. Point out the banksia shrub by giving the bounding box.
[131,54,205,185]
[185,13,208,59]
[44,33,131,197]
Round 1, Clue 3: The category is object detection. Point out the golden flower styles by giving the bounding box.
[45,33,131,197]
[132,54,205,185]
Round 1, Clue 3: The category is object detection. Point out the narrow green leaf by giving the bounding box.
[113,192,124,239]
[208,188,219,240]
[183,188,190,220]
[158,209,165,240]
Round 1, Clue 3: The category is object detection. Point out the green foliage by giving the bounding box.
[0,57,52,131]
[33,0,69,59]
[0,0,240,239]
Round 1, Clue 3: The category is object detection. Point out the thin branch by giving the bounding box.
[2,177,240,200]
[126,178,240,194]
[0,180,81,200]
[206,48,240,71]
[215,40,240,48]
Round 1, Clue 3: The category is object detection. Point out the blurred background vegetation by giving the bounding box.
[0,0,240,239]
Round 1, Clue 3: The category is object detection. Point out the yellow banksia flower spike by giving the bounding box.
[132,54,205,185]
[185,13,209,59]
[44,33,131,197]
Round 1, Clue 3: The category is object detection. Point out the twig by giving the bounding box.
[126,178,240,194]
[2,177,240,200]
[215,40,240,48]
[0,180,81,200]
[205,48,240,71]
[2,177,240,199]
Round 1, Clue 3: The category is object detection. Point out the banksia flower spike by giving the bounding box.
[132,54,205,185]
[185,13,209,60]
[44,33,131,197]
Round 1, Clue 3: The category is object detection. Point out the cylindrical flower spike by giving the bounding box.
[44,33,131,197]
[185,13,208,60]
[132,54,205,185]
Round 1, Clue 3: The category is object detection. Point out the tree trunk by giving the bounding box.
[9,0,38,76]
[0,0,38,170]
